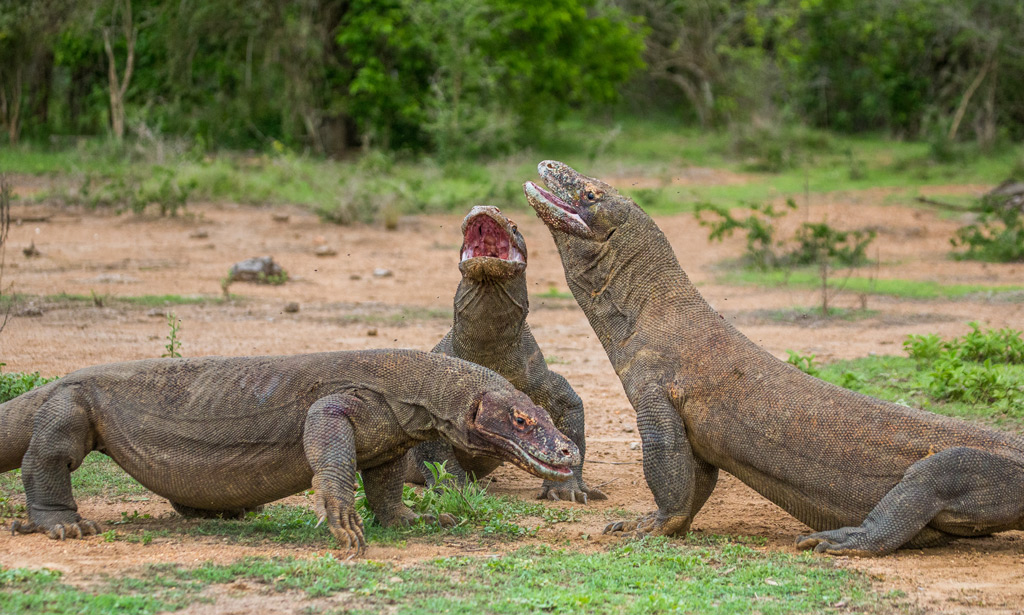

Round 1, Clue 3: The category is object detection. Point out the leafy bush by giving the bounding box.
[695,199,796,270]
[903,323,1024,409]
[951,192,1024,263]
[727,123,834,172]
[789,223,876,267]
[696,199,876,271]
[0,370,57,404]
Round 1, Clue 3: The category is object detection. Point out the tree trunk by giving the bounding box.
[102,0,137,143]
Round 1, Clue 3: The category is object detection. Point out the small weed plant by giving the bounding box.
[785,350,819,376]
[161,314,183,358]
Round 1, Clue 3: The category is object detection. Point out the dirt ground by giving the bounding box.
[1,179,1023,614]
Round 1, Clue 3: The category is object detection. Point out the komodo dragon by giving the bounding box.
[407,206,605,503]
[0,349,579,552]
[524,160,1024,556]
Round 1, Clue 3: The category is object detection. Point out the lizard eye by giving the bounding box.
[515,415,525,426]
[586,191,596,201]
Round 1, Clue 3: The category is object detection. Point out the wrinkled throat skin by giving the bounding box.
[523,160,1024,556]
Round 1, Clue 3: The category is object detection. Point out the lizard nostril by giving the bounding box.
[560,447,571,457]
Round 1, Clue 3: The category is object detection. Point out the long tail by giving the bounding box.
[0,384,55,473]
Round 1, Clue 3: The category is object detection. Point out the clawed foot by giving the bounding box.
[603,510,690,537]
[10,517,102,540]
[314,494,367,556]
[537,479,608,505]
[795,528,880,557]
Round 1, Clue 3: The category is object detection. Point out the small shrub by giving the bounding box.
[903,333,946,362]
[790,223,876,267]
[696,199,876,271]
[951,192,1024,263]
[0,368,58,403]
[695,199,796,270]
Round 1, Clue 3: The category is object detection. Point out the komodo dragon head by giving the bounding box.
[457,205,527,280]
[523,160,639,250]
[461,389,579,481]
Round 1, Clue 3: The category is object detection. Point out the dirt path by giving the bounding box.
[1,190,1023,613]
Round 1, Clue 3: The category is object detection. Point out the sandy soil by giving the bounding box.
[1,183,1023,614]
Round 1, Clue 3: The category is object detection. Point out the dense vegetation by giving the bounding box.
[2,0,1022,157]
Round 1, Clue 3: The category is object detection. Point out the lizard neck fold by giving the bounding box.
[552,209,724,391]
[450,274,528,366]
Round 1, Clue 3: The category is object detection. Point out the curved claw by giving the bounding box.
[10,519,38,535]
[327,509,367,557]
[537,485,590,505]
[603,511,690,537]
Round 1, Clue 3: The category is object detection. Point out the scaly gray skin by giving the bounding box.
[0,349,579,553]
[407,206,605,503]
[524,160,1024,556]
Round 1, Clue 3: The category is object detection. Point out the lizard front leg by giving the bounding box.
[604,386,696,536]
[15,391,101,540]
[362,456,457,529]
[303,394,366,555]
[535,371,606,504]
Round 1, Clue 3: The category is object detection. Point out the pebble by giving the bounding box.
[373,268,393,278]
[284,302,299,313]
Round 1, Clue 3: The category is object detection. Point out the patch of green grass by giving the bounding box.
[814,355,1024,429]
[0,567,189,615]
[756,307,879,322]
[8,118,1019,221]
[723,268,1024,299]
[534,286,574,300]
[153,539,886,613]
[334,305,452,326]
[39,292,227,307]
[2,539,884,613]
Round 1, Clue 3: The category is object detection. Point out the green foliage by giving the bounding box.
[63,167,194,216]
[161,313,182,358]
[729,123,834,172]
[336,0,644,155]
[900,323,1024,409]
[0,369,58,403]
[790,223,876,267]
[695,199,795,270]
[951,193,1024,263]
[785,350,819,377]
[356,462,577,540]
[696,199,875,271]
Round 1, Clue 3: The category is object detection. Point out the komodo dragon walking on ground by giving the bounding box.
[524,160,1024,556]
[407,205,605,503]
[0,349,578,552]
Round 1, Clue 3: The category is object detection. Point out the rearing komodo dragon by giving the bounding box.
[0,349,578,552]
[408,206,605,503]
[524,160,1024,556]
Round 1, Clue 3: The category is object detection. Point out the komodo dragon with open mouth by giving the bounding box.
[407,206,605,503]
[524,160,1024,556]
[0,349,578,553]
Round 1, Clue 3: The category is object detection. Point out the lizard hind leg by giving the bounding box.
[18,390,101,540]
[797,446,1024,556]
